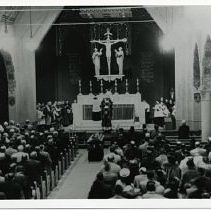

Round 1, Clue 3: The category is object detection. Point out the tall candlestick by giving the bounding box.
[79,80,82,95]
[137,78,139,93]
[115,79,117,93]
[89,80,92,93]
[100,79,103,93]
[126,79,128,93]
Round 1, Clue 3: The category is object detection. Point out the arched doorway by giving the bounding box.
[0,52,9,123]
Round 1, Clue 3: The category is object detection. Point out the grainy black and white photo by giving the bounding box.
[0,5,210,200]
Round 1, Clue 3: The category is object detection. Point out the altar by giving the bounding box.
[71,27,149,131]
[72,92,148,131]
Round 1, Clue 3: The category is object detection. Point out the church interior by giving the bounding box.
[0,5,211,199]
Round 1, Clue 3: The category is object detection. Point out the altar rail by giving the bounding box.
[83,104,135,120]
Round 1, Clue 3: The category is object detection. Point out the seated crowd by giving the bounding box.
[0,119,71,199]
[88,124,211,199]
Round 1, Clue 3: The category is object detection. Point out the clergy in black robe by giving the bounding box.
[101,98,113,131]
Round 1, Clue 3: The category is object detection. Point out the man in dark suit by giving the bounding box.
[0,173,23,199]
[24,151,42,186]
[178,120,190,139]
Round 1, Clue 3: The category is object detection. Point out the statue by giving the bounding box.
[115,46,124,75]
[90,28,127,75]
[92,48,103,76]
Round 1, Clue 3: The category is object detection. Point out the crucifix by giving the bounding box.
[90,28,127,76]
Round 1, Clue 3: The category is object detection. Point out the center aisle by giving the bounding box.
[48,149,104,199]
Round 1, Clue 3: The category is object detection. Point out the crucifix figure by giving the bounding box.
[90,28,127,75]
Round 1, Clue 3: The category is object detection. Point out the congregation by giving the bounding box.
[88,124,211,199]
[0,119,72,199]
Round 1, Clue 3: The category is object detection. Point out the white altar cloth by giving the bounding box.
[72,92,148,131]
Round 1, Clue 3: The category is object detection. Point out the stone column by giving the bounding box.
[200,35,211,142]
[201,90,211,142]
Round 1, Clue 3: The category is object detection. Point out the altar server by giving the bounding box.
[92,96,101,121]
[153,101,164,127]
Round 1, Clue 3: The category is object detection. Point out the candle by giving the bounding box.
[79,80,82,94]
[100,79,103,93]
[137,78,139,93]
[90,81,92,93]
[126,79,128,93]
[115,79,117,93]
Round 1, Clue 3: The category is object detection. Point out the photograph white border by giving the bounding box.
[0,0,210,208]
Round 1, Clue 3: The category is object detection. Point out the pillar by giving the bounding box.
[201,90,211,141]
[175,35,195,130]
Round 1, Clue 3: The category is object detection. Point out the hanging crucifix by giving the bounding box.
[90,28,127,76]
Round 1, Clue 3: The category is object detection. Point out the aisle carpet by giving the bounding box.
[48,149,104,199]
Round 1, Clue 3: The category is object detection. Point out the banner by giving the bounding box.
[193,43,200,90]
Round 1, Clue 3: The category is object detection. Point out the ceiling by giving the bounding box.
[55,6,154,24]
[0,6,24,24]
[0,6,155,25]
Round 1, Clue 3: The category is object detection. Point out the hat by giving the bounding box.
[9,129,15,133]
[3,121,8,126]
[119,168,130,178]
[9,163,17,169]
[139,167,147,173]
[49,127,55,132]
[181,120,186,125]
[145,133,150,138]
[130,141,135,145]
[16,136,22,140]
[3,133,8,137]
[30,151,37,158]
[9,120,15,125]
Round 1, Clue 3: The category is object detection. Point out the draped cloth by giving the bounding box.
[193,43,201,90]
[202,35,211,90]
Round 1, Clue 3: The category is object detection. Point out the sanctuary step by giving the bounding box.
[69,130,201,148]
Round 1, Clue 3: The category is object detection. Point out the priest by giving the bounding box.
[101,97,113,131]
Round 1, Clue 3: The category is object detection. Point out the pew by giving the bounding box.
[32,135,79,199]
